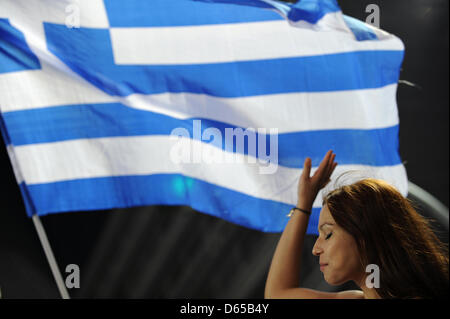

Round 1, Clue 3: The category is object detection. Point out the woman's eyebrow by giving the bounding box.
[318,223,334,232]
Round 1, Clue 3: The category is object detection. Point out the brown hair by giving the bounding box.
[323,177,449,299]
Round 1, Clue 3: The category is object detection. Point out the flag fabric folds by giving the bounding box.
[0,0,407,234]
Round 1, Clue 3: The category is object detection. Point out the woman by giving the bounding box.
[265,150,449,299]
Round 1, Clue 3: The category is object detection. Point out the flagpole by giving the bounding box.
[32,214,70,299]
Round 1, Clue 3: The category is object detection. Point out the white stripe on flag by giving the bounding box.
[0,65,115,112]
[121,84,399,132]
[12,135,408,207]
[110,19,404,65]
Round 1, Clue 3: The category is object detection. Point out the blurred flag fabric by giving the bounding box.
[0,0,407,234]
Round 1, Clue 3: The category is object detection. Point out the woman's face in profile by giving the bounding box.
[312,204,364,286]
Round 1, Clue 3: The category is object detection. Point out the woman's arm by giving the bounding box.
[264,150,337,299]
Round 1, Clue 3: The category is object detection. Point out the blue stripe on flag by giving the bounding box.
[192,0,377,42]
[191,0,341,24]
[103,0,282,27]
[22,175,321,234]
[0,19,41,74]
[0,113,12,145]
[18,181,38,216]
[43,24,404,98]
[4,103,401,167]
[284,0,340,23]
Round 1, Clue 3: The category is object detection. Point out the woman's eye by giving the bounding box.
[325,233,332,240]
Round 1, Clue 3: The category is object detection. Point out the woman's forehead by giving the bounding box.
[319,204,335,224]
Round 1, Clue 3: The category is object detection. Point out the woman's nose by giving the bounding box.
[312,238,323,256]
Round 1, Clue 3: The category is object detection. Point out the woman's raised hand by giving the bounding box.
[297,150,338,210]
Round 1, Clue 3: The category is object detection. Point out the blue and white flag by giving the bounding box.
[0,0,407,234]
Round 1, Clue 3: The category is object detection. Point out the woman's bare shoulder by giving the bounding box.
[265,288,365,299]
[335,290,365,299]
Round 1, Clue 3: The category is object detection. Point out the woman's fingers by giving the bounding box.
[306,151,337,185]
[321,151,335,179]
[324,160,338,186]
[314,150,332,178]
[301,157,312,179]
[331,161,338,175]
[325,153,336,178]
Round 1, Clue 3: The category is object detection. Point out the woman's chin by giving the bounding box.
[323,273,347,286]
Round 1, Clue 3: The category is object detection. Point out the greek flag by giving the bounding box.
[0,0,407,234]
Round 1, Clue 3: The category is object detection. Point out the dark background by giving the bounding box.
[0,0,448,298]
